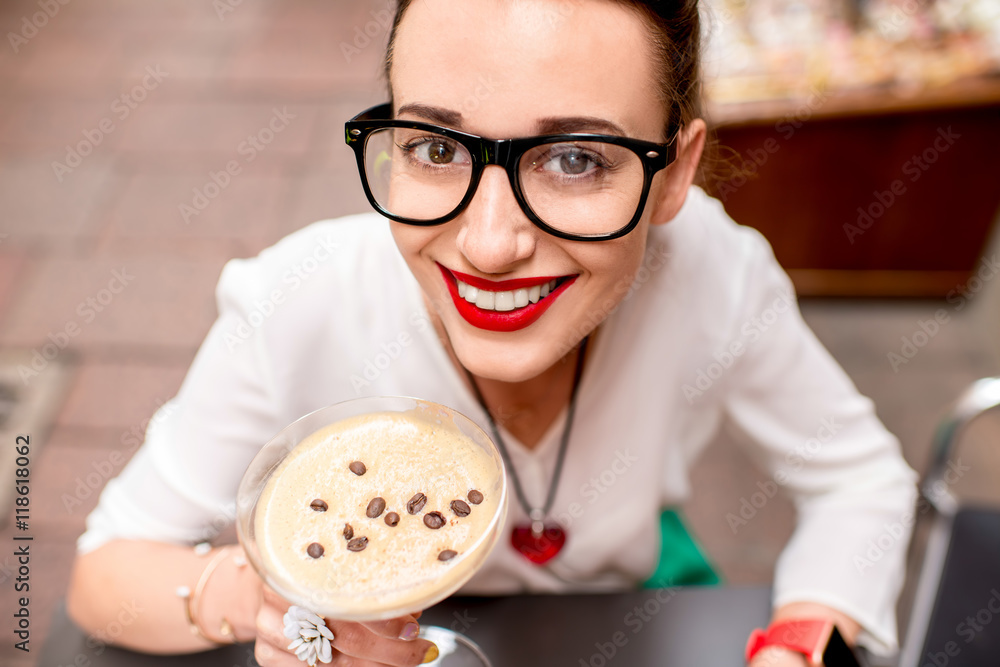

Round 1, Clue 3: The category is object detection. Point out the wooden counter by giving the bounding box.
[706,76,1000,297]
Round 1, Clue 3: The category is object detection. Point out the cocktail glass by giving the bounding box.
[237,396,507,666]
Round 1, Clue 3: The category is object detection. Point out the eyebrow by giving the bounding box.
[535,116,627,137]
[395,103,628,137]
[396,103,462,127]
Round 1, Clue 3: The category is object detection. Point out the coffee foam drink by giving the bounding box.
[255,410,501,617]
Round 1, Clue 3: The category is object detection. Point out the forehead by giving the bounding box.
[391,0,664,139]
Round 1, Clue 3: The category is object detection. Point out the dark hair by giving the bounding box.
[383,0,712,187]
[383,0,710,179]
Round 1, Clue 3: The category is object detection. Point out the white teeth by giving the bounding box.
[475,290,495,310]
[495,291,516,311]
[453,276,564,312]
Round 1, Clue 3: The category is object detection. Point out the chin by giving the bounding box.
[455,321,593,385]
[446,327,561,383]
[463,358,545,384]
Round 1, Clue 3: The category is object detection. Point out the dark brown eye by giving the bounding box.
[428,140,455,164]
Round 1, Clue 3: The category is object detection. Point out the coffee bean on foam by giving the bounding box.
[343,523,354,540]
[438,549,457,561]
[349,461,367,476]
[423,512,446,529]
[307,542,325,558]
[467,490,484,505]
[347,536,368,552]
[450,500,471,517]
[310,499,328,512]
[366,497,386,518]
[384,512,400,527]
[407,492,427,514]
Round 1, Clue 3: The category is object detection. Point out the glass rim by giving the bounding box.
[236,395,509,621]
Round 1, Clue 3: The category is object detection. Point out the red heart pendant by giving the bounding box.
[510,523,566,565]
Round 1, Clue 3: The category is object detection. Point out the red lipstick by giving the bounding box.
[438,264,576,332]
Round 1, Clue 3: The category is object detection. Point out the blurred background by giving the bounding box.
[0,1,998,665]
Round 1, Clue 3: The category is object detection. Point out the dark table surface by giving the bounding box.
[39,586,772,667]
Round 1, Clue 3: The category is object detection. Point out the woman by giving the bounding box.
[67,1,918,665]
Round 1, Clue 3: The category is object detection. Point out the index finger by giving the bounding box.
[361,613,422,640]
[261,584,293,608]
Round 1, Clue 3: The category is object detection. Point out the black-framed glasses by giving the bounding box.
[345,103,678,241]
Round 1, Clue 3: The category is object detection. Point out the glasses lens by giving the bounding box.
[520,140,645,237]
[364,128,473,222]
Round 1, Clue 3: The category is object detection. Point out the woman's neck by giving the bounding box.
[427,306,596,450]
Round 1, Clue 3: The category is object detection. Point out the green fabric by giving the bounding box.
[642,508,721,588]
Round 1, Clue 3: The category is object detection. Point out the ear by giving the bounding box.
[647,118,707,226]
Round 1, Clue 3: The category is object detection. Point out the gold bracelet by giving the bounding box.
[177,544,239,645]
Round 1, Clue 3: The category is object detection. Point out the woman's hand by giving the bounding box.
[254,585,438,666]
[748,646,809,667]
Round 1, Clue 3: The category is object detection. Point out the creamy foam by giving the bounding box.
[254,410,502,618]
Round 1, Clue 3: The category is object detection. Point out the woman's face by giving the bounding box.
[389,0,685,382]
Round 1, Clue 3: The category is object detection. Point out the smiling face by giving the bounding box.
[388,0,695,383]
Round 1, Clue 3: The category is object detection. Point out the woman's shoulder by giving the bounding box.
[214,212,402,309]
[635,187,791,332]
[656,186,777,271]
[240,212,393,276]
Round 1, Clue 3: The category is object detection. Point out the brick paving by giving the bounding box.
[0,2,999,666]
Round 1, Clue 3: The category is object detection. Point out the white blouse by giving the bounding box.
[78,186,918,656]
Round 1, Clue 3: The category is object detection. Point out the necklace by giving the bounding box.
[462,335,589,565]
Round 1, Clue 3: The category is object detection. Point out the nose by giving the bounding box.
[455,165,537,275]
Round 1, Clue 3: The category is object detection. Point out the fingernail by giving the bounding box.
[421,642,439,663]
[400,622,420,641]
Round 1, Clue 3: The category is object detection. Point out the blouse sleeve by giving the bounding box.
[77,256,285,554]
[719,233,919,656]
